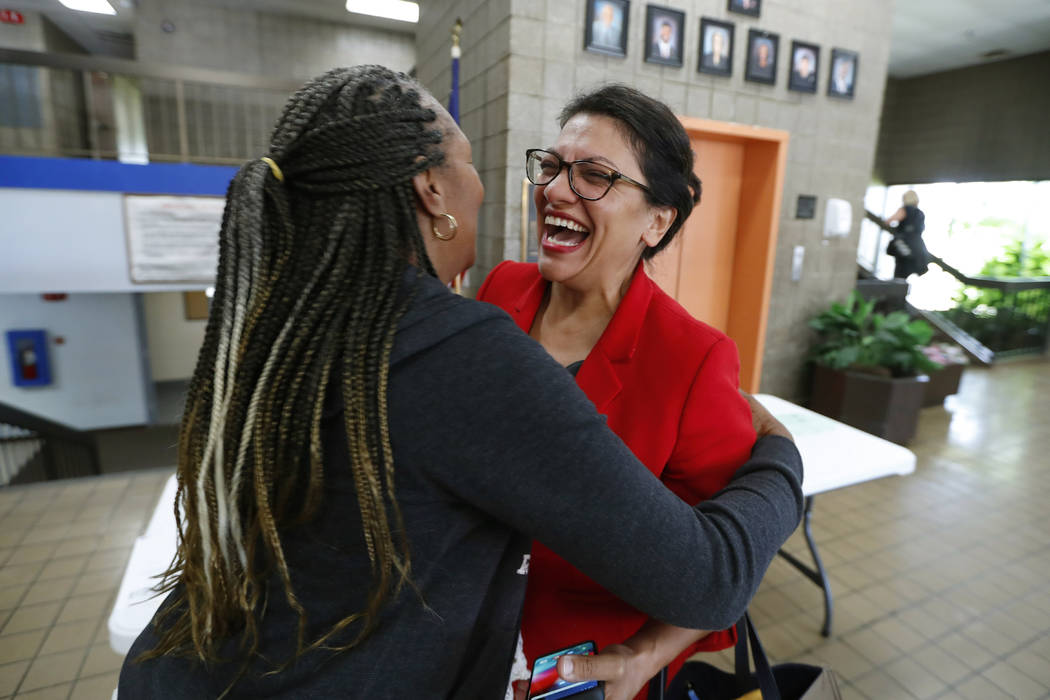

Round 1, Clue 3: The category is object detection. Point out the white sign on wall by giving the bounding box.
[124,195,224,283]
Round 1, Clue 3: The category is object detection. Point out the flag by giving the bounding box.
[450,19,462,124]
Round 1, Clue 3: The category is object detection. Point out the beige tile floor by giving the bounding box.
[708,358,1050,699]
[0,470,171,699]
[0,358,1047,698]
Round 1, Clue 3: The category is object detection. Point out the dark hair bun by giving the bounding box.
[559,85,700,259]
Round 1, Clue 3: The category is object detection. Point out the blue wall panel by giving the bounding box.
[0,156,237,196]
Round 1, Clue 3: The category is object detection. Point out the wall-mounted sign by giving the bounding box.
[0,9,25,24]
[124,195,224,284]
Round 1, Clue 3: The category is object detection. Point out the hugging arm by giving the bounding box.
[408,316,804,632]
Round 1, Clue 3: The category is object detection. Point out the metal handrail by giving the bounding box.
[863,209,1050,292]
[0,401,96,449]
[0,401,100,484]
[2,48,300,166]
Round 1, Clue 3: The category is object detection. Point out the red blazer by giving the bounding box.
[478,261,756,693]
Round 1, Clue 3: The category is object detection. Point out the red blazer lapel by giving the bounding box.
[575,261,655,414]
[482,260,656,416]
[506,273,547,334]
[575,348,622,414]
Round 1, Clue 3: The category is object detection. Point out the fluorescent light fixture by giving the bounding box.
[345,0,419,23]
[58,0,116,14]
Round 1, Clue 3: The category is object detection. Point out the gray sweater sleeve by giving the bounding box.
[400,315,804,631]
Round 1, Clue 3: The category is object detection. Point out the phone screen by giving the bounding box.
[526,641,599,700]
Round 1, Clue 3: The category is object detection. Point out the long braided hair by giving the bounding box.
[143,65,446,668]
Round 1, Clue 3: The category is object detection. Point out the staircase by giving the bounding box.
[863,210,1050,364]
[0,402,101,486]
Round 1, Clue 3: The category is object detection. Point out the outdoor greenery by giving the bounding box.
[809,291,941,377]
[946,239,1050,353]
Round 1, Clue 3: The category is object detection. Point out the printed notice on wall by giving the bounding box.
[125,195,224,283]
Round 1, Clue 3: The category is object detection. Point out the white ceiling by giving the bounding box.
[7,0,1050,78]
[889,0,1050,78]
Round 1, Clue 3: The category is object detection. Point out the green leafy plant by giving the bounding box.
[947,239,1050,353]
[809,291,941,377]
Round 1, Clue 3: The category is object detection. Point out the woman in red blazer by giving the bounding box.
[478,86,757,700]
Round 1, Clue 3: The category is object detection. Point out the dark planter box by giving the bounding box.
[922,363,965,407]
[809,365,929,445]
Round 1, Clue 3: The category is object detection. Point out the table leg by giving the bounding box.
[776,495,833,637]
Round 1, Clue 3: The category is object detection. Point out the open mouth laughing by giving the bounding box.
[542,214,591,252]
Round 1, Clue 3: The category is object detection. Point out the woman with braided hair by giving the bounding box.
[119,65,803,699]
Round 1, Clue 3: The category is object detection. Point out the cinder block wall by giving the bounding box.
[875,51,1050,186]
[416,0,514,290]
[420,0,895,400]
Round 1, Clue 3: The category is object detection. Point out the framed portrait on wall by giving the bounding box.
[585,0,630,58]
[727,0,760,17]
[644,5,685,67]
[828,48,858,99]
[698,18,734,76]
[788,40,820,93]
[745,29,778,85]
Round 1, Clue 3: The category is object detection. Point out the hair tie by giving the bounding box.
[260,156,285,183]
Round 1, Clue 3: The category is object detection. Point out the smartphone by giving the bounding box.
[526,641,604,700]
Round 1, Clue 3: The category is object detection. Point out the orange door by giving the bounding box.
[676,138,744,332]
[649,137,744,333]
[647,118,787,392]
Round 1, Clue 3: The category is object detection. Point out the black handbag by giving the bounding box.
[886,236,911,258]
[657,614,842,700]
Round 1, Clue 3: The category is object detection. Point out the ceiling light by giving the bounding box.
[345,0,419,23]
[58,0,116,15]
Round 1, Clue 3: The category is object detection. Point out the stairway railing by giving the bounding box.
[0,401,100,485]
[863,210,1050,363]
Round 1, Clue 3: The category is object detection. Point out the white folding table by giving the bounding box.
[108,473,179,655]
[755,393,916,636]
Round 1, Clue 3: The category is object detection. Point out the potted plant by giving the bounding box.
[808,291,941,444]
[920,342,968,406]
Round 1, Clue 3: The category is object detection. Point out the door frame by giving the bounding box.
[678,117,788,393]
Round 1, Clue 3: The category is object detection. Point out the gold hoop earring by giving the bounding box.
[432,213,458,241]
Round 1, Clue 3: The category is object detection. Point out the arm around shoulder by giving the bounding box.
[406,315,804,631]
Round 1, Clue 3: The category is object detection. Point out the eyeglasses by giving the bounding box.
[525,149,651,201]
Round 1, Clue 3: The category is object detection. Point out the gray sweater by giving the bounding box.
[119,269,804,699]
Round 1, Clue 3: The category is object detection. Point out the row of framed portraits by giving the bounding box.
[585,0,859,98]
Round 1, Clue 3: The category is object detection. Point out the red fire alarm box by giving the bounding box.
[6,330,52,387]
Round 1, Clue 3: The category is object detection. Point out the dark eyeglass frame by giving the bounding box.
[525,148,651,201]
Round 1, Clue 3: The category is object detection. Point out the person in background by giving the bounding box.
[479,85,759,700]
[703,27,730,68]
[591,1,622,48]
[886,189,929,279]
[832,56,854,94]
[118,66,803,699]
[652,20,676,59]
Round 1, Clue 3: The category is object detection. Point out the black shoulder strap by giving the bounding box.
[734,614,781,700]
